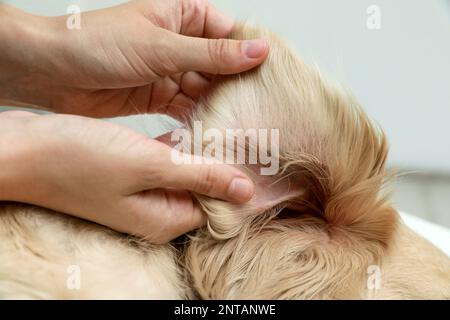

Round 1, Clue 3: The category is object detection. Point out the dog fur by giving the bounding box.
[0,25,449,300]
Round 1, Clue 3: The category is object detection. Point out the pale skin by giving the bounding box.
[0,0,269,243]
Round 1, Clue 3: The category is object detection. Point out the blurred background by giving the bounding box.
[1,0,449,228]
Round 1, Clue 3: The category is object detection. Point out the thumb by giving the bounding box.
[158,30,269,75]
[148,141,255,203]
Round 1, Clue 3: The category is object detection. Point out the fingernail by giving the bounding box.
[228,177,255,202]
[243,40,268,59]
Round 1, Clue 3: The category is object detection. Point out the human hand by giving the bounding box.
[0,1,269,118]
[0,111,255,243]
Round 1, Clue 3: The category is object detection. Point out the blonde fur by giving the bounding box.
[0,25,448,299]
[186,25,449,299]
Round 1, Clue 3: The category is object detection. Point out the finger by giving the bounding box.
[145,141,255,203]
[158,29,269,75]
[165,161,255,203]
[178,1,233,39]
[130,189,206,244]
[203,4,235,39]
[151,73,207,121]
[148,75,203,118]
[148,76,180,113]
[169,72,211,100]
[165,93,196,122]
[180,71,211,99]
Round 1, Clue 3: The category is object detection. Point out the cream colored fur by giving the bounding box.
[0,25,448,300]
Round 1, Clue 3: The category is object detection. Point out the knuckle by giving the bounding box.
[150,35,180,76]
[183,0,208,16]
[207,38,229,73]
[194,165,218,195]
[151,234,170,245]
[137,148,166,188]
[188,0,204,18]
[181,0,207,35]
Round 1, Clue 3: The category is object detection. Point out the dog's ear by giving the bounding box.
[185,23,401,300]
[238,166,305,214]
[194,167,305,240]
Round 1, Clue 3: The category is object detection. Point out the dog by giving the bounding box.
[0,25,449,299]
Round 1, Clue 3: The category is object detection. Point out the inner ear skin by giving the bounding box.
[235,165,307,215]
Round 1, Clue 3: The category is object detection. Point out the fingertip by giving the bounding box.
[169,197,207,239]
[242,39,269,60]
[207,38,269,75]
[227,176,255,203]
[180,71,211,99]
[221,39,269,74]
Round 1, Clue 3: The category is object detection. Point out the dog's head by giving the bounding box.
[181,25,448,299]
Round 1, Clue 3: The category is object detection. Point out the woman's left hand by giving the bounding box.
[0,0,268,119]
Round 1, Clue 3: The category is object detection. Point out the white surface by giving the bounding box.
[401,212,450,257]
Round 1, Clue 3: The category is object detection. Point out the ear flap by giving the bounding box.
[244,167,306,214]
[194,166,305,240]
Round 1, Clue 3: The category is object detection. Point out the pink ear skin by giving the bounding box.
[156,132,304,214]
[238,166,305,215]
